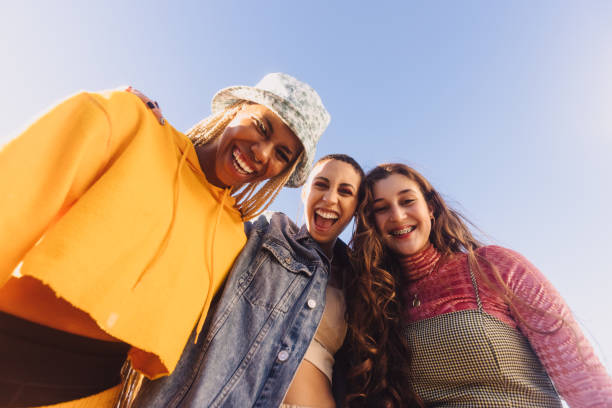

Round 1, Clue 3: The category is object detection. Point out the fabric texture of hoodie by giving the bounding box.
[0,90,246,380]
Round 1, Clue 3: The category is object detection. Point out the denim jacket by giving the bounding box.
[132,212,345,408]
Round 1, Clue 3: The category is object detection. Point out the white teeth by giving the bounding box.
[390,226,416,236]
[315,209,339,220]
[233,149,254,174]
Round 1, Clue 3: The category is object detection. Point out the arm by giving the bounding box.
[482,246,612,407]
[0,90,149,284]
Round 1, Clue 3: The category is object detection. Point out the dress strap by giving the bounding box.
[467,258,483,312]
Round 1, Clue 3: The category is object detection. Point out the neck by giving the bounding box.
[194,142,226,188]
[318,238,336,260]
[398,243,441,281]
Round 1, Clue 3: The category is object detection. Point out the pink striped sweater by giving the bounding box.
[400,244,612,407]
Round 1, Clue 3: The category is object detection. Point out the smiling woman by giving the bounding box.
[196,102,303,190]
[372,174,435,257]
[301,158,362,255]
[0,73,330,407]
[349,162,612,407]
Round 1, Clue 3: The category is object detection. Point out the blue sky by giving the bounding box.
[2,0,611,380]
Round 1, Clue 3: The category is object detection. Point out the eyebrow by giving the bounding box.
[266,115,297,158]
[373,189,416,203]
[314,177,356,190]
[264,116,274,136]
[279,144,293,159]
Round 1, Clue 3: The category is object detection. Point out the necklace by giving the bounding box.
[399,244,442,308]
[408,259,440,308]
[411,292,421,308]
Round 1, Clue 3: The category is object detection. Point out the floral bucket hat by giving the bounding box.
[211,72,331,187]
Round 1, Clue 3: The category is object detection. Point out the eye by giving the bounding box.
[276,148,290,163]
[314,181,328,189]
[402,199,415,206]
[251,115,267,135]
[339,188,354,196]
[373,205,388,213]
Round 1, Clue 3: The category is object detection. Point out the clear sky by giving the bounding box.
[2,0,611,382]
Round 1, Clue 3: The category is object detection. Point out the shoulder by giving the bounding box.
[333,238,351,263]
[86,88,148,112]
[50,89,148,128]
[475,245,549,289]
[60,88,137,105]
[475,245,532,268]
[245,211,299,236]
[244,212,273,235]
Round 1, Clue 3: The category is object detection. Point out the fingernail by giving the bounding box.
[146,101,155,109]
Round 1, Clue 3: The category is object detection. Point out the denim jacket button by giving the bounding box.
[307,299,317,309]
[277,350,290,362]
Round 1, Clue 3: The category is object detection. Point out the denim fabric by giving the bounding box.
[132,212,333,408]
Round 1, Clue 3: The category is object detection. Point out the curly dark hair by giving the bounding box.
[343,164,430,407]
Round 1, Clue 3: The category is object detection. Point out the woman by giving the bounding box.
[0,72,330,407]
[351,163,612,407]
[128,154,419,408]
[281,154,363,408]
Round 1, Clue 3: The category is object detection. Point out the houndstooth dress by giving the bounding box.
[403,264,562,407]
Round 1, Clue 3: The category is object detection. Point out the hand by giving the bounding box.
[126,86,165,125]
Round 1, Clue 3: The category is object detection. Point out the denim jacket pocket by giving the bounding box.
[241,240,313,313]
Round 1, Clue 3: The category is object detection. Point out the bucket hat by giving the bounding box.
[211,73,330,187]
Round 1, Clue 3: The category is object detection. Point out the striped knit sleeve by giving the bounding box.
[481,246,612,407]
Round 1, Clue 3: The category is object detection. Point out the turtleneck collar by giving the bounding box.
[398,242,441,281]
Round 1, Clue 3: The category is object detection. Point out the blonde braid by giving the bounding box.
[185,102,302,221]
[232,182,259,205]
[238,152,303,220]
[186,102,244,147]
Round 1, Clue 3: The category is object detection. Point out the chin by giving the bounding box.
[389,244,419,257]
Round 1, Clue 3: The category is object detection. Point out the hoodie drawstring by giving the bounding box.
[132,140,190,289]
[194,187,229,342]
[130,138,231,344]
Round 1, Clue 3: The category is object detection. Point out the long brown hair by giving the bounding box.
[350,163,566,403]
[344,164,430,407]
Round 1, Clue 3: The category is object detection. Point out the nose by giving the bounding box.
[388,203,404,222]
[322,189,338,204]
[251,140,274,164]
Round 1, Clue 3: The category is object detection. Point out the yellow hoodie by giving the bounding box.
[0,90,246,379]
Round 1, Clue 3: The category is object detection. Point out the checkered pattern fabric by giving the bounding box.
[403,266,562,407]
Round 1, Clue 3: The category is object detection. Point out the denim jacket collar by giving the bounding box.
[294,224,350,271]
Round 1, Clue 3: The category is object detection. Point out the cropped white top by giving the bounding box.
[303,285,347,383]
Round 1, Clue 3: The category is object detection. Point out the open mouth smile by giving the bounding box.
[232,148,255,176]
[389,225,416,237]
[313,208,339,230]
